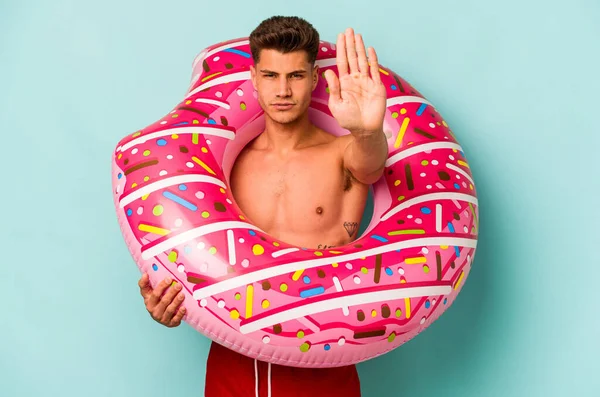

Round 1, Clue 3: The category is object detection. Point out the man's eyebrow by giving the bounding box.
[259,69,307,74]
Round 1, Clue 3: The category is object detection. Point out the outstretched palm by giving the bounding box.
[324,28,387,135]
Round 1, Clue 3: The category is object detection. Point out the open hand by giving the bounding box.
[324,28,387,135]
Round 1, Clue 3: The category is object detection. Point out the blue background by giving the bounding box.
[1,0,598,396]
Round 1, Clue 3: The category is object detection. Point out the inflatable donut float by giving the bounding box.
[112,37,479,368]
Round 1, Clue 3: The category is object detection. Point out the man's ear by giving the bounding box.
[250,65,257,90]
[312,64,319,91]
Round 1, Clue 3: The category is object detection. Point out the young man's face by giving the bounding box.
[250,49,319,126]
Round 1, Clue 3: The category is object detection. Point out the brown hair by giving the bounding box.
[249,16,320,64]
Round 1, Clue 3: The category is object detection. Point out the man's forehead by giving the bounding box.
[255,49,311,68]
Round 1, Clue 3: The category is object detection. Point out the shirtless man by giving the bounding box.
[137,16,388,396]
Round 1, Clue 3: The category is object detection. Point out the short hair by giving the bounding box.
[249,16,320,64]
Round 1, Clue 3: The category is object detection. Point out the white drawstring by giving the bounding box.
[254,359,259,397]
[254,359,273,397]
[267,362,272,397]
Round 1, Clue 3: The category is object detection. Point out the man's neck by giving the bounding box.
[258,112,317,154]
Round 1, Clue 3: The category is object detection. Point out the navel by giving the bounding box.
[316,206,323,215]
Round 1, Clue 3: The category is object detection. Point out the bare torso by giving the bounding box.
[230,129,369,249]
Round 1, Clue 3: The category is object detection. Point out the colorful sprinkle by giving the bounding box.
[152,205,164,216]
[168,251,178,262]
[299,342,311,353]
[157,139,167,146]
[421,207,432,214]
[163,191,198,211]
[152,264,158,271]
[302,275,311,284]
[252,244,265,255]
[280,283,288,292]
[299,286,325,298]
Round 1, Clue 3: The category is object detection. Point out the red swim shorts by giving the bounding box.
[204,342,361,397]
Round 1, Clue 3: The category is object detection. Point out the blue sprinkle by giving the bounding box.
[443,298,448,305]
[395,249,402,253]
[249,230,256,236]
[126,208,133,216]
[178,184,187,191]
[385,267,393,276]
[420,207,432,215]
[301,247,308,250]
[416,103,428,116]
[173,121,189,126]
[184,245,192,255]
[223,48,251,58]
[157,139,167,146]
[454,246,461,258]
[371,235,389,243]
[162,191,198,211]
[152,264,158,271]
[425,300,431,309]
[324,344,331,351]
[391,84,397,90]
[303,275,311,284]
[117,173,122,179]
[207,118,217,125]
[454,183,461,189]
[299,286,325,298]
[447,222,456,233]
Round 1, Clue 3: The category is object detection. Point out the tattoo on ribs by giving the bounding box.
[344,222,358,237]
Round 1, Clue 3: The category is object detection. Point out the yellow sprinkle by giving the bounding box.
[143,150,151,156]
[171,114,179,118]
[280,283,288,292]
[143,176,150,182]
[470,184,474,190]
[185,100,192,105]
[273,242,280,247]
[400,108,407,115]
[192,120,199,124]
[234,293,241,300]
[442,120,448,127]
[361,267,368,274]
[378,68,389,75]
[332,262,339,268]
[192,133,199,144]
[391,112,398,119]
[239,215,245,220]
[201,147,208,153]
[394,117,410,149]
[395,309,402,318]
[117,153,122,159]
[292,269,304,281]
[314,251,323,257]
[262,299,270,309]
[230,309,240,320]
[201,211,210,218]
[458,160,470,168]
[440,245,449,249]
[168,251,178,262]
[405,298,411,319]
[388,332,396,343]
[152,205,164,216]
[131,183,138,188]
[252,244,265,255]
[209,247,217,255]
[192,156,216,175]
[132,131,141,137]
[371,310,377,318]
[329,250,342,254]
[240,102,247,110]
[141,194,149,200]
[454,270,465,290]
[297,330,305,338]
[394,180,401,186]
[299,342,310,352]
[220,188,226,194]
[405,256,427,265]
[423,265,430,273]
[171,134,179,139]
[245,284,254,318]
[138,224,170,236]
[201,71,223,82]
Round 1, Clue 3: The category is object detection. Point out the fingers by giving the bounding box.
[344,28,359,75]
[168,306,187,328]
[324,69,341,102]
[147,277,173,307]
[153,280,181,318]
[368,47,382,84]
[163,288,185,325]
[138,273,152,299]
[336,33,348,77]
[355,34,369,76]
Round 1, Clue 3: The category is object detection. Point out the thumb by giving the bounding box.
[138,272,153,298]
[324,70,341,102]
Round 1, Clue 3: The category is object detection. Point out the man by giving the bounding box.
[137,16,388,397]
